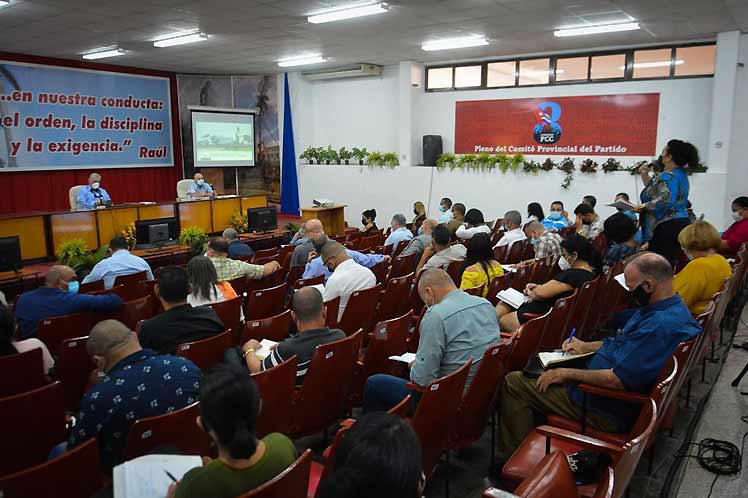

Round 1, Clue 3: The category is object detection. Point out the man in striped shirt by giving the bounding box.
[241,287,345,385]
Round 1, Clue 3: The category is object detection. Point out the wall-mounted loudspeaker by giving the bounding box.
[422,135,442,166]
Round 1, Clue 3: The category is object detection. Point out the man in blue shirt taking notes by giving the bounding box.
[302,248,388,283]
[497,252,701,462]
[384,213,413,253]
[187,172,214,198]
[77,172,111,210]
[82,237,154,289]
[15,265,123,338]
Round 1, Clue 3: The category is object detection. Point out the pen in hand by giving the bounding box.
[165,470,178,482]
[563,328,577,357]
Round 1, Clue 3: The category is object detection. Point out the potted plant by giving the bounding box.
[300,146,318,165]
[496,152,510,173]
[56,238,108,280]
[522,159,541,174]
[121,223,137,249]
[228,211,248,233]
[509,153,525,172]
[457,154,478,169]
[323,145,339,165]
[367,151,383,166]
[435,152,456,170]
[339,147,353,165]
[382,152,399,168]
[179,226,209,257]
[476,152,495,171]
[352,147,369,165]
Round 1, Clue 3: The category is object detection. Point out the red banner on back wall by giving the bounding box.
[454,93,660,156]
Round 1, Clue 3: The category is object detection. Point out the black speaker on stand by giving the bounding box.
[422,135,443,166]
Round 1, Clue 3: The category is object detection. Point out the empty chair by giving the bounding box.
[176,329,234,370]
[36,312,94,356]
[252,356,298,438]
[245,283,288,321]
[236,449,312,498]
[388,253,417,279]
[0,348,46,397]
[241,309,293,344]
[536,290,578,352]
[0,438,102,498]
[208,296,243,332]
[561,278,599,340]
[56,336,96,411]
[506,311,550,372]
[113,270,149,290]
[377,273,414,322]
[338,284,382,336]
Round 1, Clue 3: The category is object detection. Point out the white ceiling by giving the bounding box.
[0,0,745,74]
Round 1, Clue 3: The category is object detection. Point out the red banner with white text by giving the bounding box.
[454,93,660,156]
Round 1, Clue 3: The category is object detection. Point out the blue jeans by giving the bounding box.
[362,374,412,413]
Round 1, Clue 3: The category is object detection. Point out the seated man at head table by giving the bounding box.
[82,236,154,289]
[207,237,281,282]
[76,172,111,210]
[14,265,123,339]
[496,252,701,464]
[187,172,214,199]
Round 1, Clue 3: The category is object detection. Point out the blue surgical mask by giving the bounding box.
[196,178,205,186]
[439,205,446,213]
[530,237,539,246]
[67,280,80,294]
[417,226,423,235]
[548,211,562,221]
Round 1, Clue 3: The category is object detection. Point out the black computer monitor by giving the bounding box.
[247,207,277,233]
[135,217,179,248]
[0,236,21,272]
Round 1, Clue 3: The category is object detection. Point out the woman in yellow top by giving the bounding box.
[460,232,503,298]
[674,220,732,315]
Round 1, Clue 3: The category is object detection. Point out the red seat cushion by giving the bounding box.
[546,415,628,447]
[307,461,324,498]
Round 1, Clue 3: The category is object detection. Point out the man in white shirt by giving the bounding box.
[383,213,413,253]
[438,197,453,224]
[494,210,526,250]
[321,241,376,322]
[417,225,467,274]
[82,236,154,289]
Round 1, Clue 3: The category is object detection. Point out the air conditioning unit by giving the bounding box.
[302,64,382,81]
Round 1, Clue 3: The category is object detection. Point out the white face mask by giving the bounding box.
[733,211,742,222]
[91,182,100,189]
[558,256,571,271]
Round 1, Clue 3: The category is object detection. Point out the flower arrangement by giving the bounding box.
[579,159,598,174]
[602,157,622,173]
[228,211,248,233]
[522,159,541,174]
[541,158,556,171]
[121,223,137,249]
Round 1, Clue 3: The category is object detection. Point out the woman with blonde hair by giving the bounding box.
[674,220,732,315]
[412,201,426,235]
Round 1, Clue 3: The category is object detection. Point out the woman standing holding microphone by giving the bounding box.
[635,139,698,266]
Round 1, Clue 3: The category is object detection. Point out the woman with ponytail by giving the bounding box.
[317,412,424,498]
[171,364,296,498]
[635,139,697,265]
[459,232,503,297]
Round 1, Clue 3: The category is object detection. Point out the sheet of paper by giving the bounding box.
[496,287,530,309]
[501,264,517,273]
[606,200,638,211]
[295,283,325,294]
[614,273,629,291]
[114,454,201,498]
[389,352,417,364]
[255,339,279,360]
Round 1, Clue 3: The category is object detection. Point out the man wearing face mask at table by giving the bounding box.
[187,172,214,199]
[76,172,111,210]
[14,265,123,339]
[497,252,701,463]
[541,201,571,231]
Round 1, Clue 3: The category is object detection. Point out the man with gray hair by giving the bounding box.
[384,213,413,254]
[400,218,437,264]
[362,268,500,412]
[67,319,201,471]
[321,240,376,322]
[497,252,701,462]
[494,210,526,251]
[222,227,254,259]
[77,172,112,210]
[290,218,328,267]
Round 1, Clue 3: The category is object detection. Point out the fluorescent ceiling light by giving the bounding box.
[422,35,489,52]
[308,2,389,24]
[82,48,126,60]
[154,32,208,48]
[278,54,327,67]
[554,22,639,37]
[0,2,9,7]
[619,60,684,70]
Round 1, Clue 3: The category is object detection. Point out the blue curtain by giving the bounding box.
[280,73,300,215]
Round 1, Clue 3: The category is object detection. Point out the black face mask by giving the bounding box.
[361,219,367,226]
[582,219,592,225]
[414,209,419,216]
[629,283,652,308]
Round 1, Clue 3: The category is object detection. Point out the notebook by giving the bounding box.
[389,352,417,364]
[538,350,596,369]
[255,339,279,360]
[113,454,202,498]
[606,200,638,211]
[496,287,531,309]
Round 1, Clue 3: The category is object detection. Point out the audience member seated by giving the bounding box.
[417,225,467,274]
[675,220,733,315]
[447,202,466,235]
[223,228,254,259]
[522,220,563,263]
[363,269,499,412]
[497,235,598,332]
[76,172,111,210]
[460,233,503,297]
[438,197,454,224]
[68,319,202,472]
[721,195,748,253]
[82,236,154,289]
[15,265,123,339]
[582,194,597,208]
[614,192,639,223]
[207,237,281,281]
[303,247,388,284]
[574,202,604,240]
[384,213,414,253]
[290,219,327,266]
[289,221,308,245]
[170,364,297,498]
[316,412,424,498]
[497,253,701,462]
[526,202,545,225]
[456,208,491,240]
[139,266,224,354]
[542,201,571,231]
[241,287,346,385]
[360,209,379,236]
[494,210,526,250]
[187,172,214,199]
[400,218,437,263]
[187,256,237,307]
[602,213,639,271]
[412,201,427,234]
[321,241,377,322]
[0,304,53,375]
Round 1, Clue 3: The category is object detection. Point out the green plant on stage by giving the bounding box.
[56,238,108,279]
[476,152,495,171]
[228,211,248,233]
[522,159,541,174]
[382,152,399,167]
[284,222,300,233]
[352,147,369,165]
[367,151,384,166]
[120,223,137,249]
[496,152,510,173]
[179,226,209,256]
[300,146,320,164]
[602,157,622,173]
[457,154,478,169]
[339,147,353,164]
[435,152,456,170]
[509,153,525,172]
[321,145,339,164]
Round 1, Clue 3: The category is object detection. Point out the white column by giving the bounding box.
[723,33,748,226]
[398,61,423,165]
[707,31,740,173]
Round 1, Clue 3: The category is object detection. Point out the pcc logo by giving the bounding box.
[532,101,562,144]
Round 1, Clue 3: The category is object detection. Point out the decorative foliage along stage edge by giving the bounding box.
[300,146,399,168]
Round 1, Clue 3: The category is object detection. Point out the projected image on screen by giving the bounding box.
[191,110,255,167]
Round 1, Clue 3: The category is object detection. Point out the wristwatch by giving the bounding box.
[242,348,255,359]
